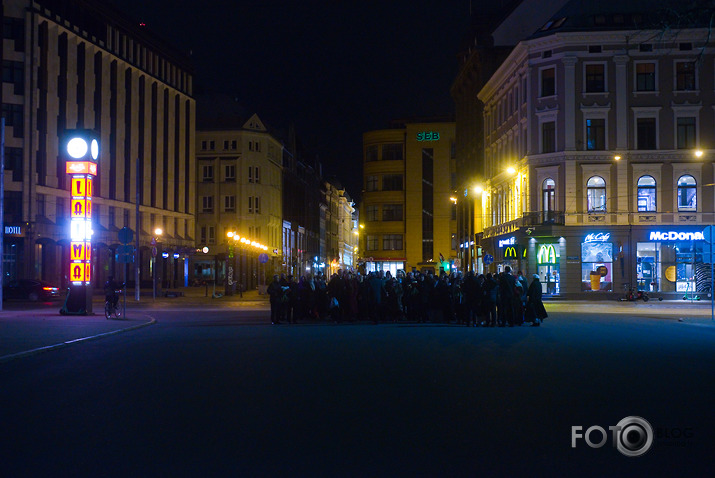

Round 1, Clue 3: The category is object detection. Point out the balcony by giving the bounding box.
[484,211,564,238]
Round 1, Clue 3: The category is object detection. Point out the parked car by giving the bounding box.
[3,279,61,301]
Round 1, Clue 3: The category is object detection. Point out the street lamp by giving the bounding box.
[152,228,162,299]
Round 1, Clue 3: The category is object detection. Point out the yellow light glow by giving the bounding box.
[227,231,234,238]
[614,155,621,161]
[449,197,457,203]
[359,224,364,229]
[474,186,484,194]
[154,228,163,236]
[506,167,516,174]
[695,150,704,158]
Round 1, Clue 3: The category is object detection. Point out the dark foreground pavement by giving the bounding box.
[0,301,713,477]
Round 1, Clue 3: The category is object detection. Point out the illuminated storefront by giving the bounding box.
[637,230,706,293]
[581,232,613,292]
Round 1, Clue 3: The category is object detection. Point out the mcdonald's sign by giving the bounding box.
[504,246,519,259]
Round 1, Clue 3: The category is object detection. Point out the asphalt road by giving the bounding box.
[1,302,713,477]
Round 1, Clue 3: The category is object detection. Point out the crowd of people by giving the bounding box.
[267,265,547,326]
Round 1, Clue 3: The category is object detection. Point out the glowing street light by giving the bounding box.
[506,167,516,175]
[694,149,704,158]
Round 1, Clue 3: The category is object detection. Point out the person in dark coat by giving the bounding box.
[526,274,548,326]
[499,266,517,326]
[483,273,498,326]
[267,275,283,324]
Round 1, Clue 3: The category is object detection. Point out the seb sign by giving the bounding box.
[416,131,440,142]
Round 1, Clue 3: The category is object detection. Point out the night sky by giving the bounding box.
[106,0,471,197]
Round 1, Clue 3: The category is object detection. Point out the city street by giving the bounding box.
[1,297,713,477]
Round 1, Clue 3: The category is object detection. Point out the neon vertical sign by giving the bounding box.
[64,131,99,285]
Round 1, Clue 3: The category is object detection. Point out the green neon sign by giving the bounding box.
[417,131,440,142]
[537,244,557,264]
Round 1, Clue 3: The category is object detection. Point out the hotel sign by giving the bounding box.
[649,231,704,241]
[4,225,23,236]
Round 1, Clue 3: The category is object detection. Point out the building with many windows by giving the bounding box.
[361,120,456,276]
[193,102,282,292]
[2,0,195,289]
[477,0,715,298]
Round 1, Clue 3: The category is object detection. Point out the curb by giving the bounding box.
[0,315,157,364]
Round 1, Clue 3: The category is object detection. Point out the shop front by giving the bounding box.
[536,242,560,295]
[634,228,709,296]
[581,232,614,292]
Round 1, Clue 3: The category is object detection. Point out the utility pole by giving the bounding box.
[135,158,140,301]
[0,118,5,310]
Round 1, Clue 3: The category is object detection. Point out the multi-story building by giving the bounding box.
[452,0,569,273]
[361,120,456,276]
[477,0,715,298]
[194,102,282,292]
[2,0,195,289]
[281,130,321,277]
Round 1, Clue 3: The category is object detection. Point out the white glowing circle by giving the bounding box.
[202,246,209,254]
[90,139,99,160]
[67,138,89,158]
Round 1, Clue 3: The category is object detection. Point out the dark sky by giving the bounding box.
[107,0,471,196]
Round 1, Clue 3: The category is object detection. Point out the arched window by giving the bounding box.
[637,175,656,212]
[542,178,555,212]
[587,176,606,212]
[677,175,697,211]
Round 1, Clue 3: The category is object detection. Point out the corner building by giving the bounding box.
[362,120,456,275]
[477,0,715,298]
[1,0,195,288]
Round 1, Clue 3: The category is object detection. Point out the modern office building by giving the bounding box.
[361,120,456,276]
[1,0,195,289]
[476,0,715,298]
[193,99,282,292]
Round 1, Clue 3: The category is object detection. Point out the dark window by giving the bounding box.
[680,43,692,51]
[382,144,403,161]
[541,68,555,96]
[542,121,556,153]
[366,235,378,251]
[588,45,602,53]
[366,205,378,221]
[542,50,552,58]
[677,117,696,149]
[382,174,403,191]
[2,60,24,95]
[3,17,25,52]
[383,234,403,251]
[676,62,696,90]
[4,147,23,181]
[365,145,378,162]
[586,118,605,150]
[1,103,23,137]
[585,64,605,92]
[639,44,653,52]
[636,63,655,91]
[365,175,378,192]
[382,204,403,221]
[637,118,656,150]
[422,148,434,262]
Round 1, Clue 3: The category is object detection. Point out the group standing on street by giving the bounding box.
[267,265,547,326]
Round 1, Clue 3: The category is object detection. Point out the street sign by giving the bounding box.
[118,226,133,244]
[151,246,157,257]
[258,253,269,264]
[483,254,494,265]
[454,258,461,268]
[116,254,134,264]
[118,245,133,255]
[150,237,157,246]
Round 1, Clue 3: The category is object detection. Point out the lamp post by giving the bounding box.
[152,227,162,299]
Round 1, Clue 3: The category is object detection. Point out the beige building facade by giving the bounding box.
[194,115,282,291]
[478,9,715,298]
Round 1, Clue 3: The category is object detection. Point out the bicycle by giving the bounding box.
[105,290,123,319]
